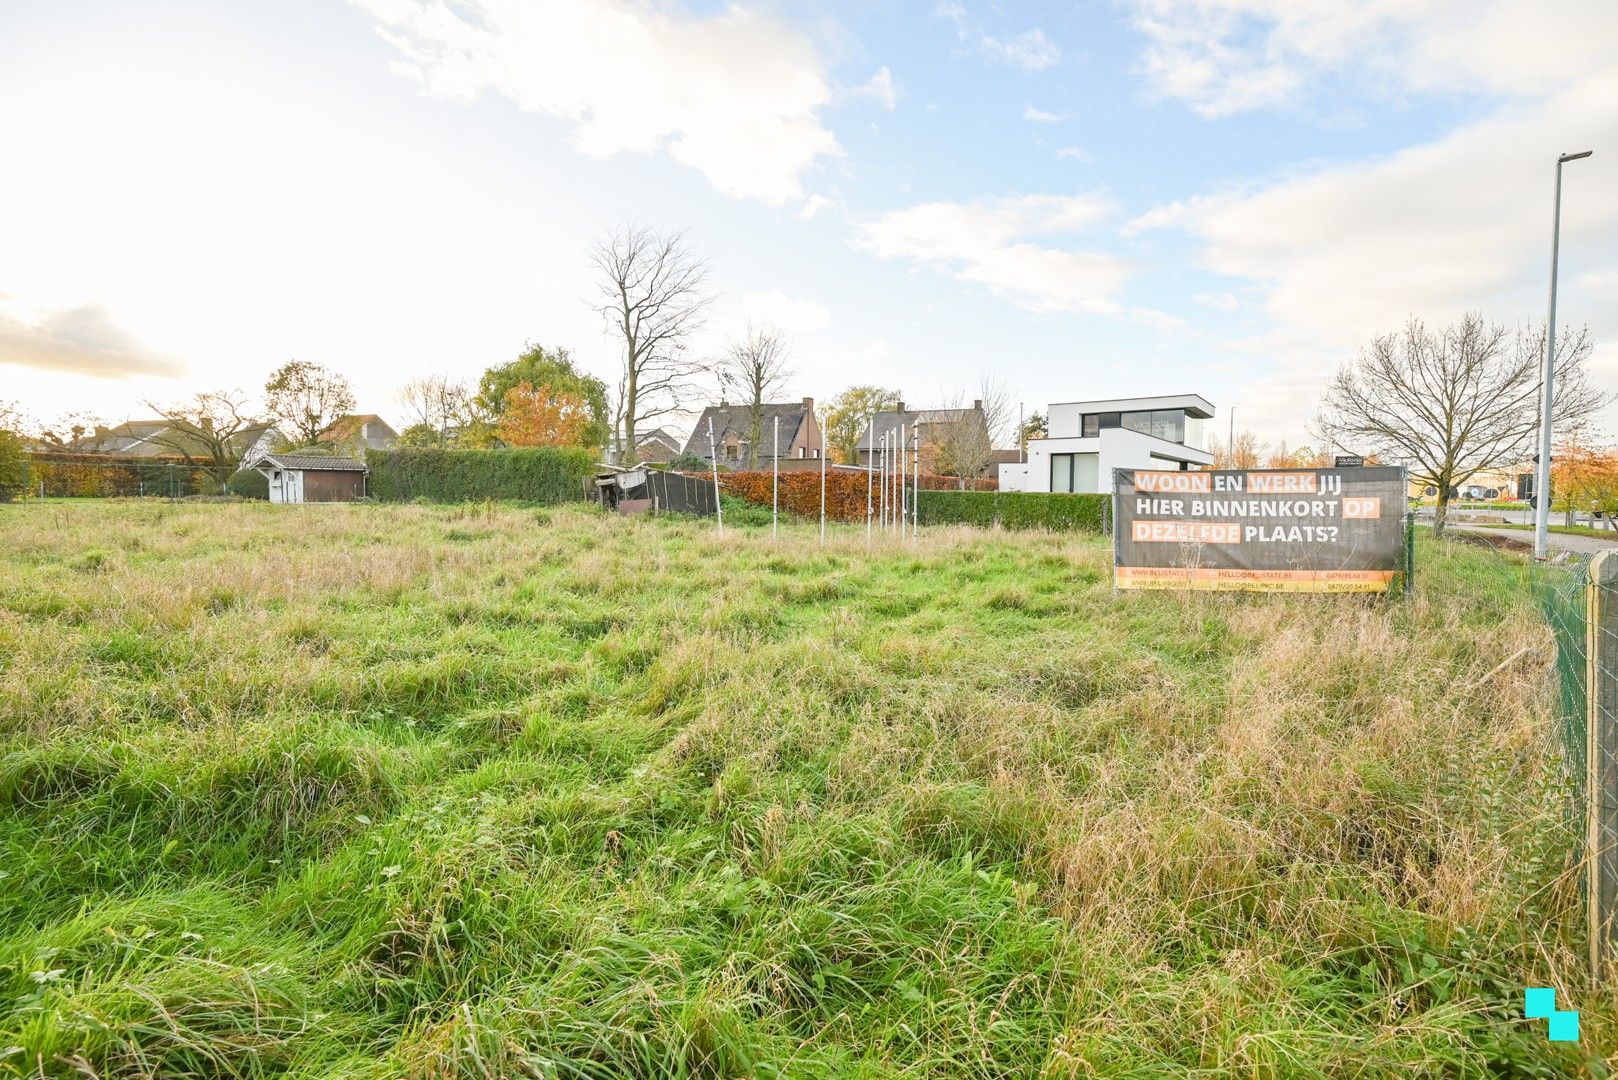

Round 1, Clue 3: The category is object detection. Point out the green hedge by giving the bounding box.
[366,447,595,504]
[227,468,269,500]
[916,489,1107,533]
[0,431,28,501]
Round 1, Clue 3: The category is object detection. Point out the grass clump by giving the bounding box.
[0,499,1598,1077]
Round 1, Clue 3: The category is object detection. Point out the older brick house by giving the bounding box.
[683,398,823,467]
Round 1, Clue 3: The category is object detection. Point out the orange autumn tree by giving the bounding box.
[1552,439,1618,525]
[496,382,591,448]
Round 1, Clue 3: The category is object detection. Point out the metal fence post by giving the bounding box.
[1589,550,1618,982]
[707,417,723,537]
[1404,510,1416,597]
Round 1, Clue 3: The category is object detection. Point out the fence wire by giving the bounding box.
[1534,556,1592,787]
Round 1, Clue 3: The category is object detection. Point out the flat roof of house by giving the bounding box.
[1048,394,1215,419]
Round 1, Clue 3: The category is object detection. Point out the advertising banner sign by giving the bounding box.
[1112,465,1408,592]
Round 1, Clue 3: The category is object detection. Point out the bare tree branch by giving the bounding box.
[718,324,793,469]
[1314,312,1605,536]
[592,222,712,464]
[143,390,263,488]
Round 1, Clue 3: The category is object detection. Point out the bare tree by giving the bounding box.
[264,360,356,446]
[144,390,263,488]
[719,324,793,469]
[592,223,712,464]
[1316,313,1603,537]
[397,374,471,443]
[931,379,1014,489]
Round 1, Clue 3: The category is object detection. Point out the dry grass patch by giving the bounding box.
[0,499,1597,1077]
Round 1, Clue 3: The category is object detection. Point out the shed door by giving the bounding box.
[301,470,364,503]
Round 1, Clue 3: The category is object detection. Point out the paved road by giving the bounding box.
[1445,522,1618,555]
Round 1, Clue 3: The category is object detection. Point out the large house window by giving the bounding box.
[1081,412,1120,438]
[1118,409,1186,444]
[1051,454,1075,493]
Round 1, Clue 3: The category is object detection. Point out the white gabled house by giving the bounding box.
[1001,394,1216,493]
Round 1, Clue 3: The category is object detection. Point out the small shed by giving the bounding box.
[589,465,718,516]
[254,453,368,504]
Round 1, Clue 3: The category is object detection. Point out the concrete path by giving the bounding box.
[1445,522,1618,555]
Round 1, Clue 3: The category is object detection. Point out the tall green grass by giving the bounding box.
[0,500,1598,1077]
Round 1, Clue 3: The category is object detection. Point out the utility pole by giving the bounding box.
[1534,149,1594,561]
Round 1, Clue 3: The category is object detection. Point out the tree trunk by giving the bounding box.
[1432,494,1448,539]
[623,365,639,466]
[748,402,762,470]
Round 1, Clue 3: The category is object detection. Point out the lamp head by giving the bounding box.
[1559,150,1594,163]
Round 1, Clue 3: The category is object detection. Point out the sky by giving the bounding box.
[2,0,1616,447]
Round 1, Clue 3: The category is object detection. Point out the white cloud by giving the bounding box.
[0,302,183,379]
[355,0,841,205]
[936,4,1061,73]
[982,29,1061,73]
[856,195,1127,314]
[1133,69,1618,436]
[1126,0,1618,118]
[1055,145,1094,162]
[1023,105,1064,123]
[800,194,836,219]
[1194,291,1239,311]
[738,290,832,334]
[851,66,898,110]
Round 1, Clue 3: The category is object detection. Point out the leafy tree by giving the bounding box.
[1208,431,1263,469]
[1018,412,1046,452]
[667,450,709,472]
[1264,442,1326,468]
[823,385,901,464]
[0,428,28,500]
[1317,314,1603,537]
[477,344,609,450]
[495,382,592,448]
[1553,438,1618,525]
[396,422,449,448]
[264,360,356,446]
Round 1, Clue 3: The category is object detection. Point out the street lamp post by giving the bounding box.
[1533,149,1594,561]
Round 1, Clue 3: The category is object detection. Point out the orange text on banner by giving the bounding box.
[1130,521,1242,544]
[1342,496,1382,518]
[1133,471,1211,494]
[1246,472,1318,494]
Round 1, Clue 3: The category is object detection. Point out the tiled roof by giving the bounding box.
[258,453,367,472]
[857,407,983,452]
[682,402,811,458]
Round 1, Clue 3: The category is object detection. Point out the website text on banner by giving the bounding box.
[1112,465,1409,593]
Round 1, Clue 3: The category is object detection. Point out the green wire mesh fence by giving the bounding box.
[1535,556,1591,786]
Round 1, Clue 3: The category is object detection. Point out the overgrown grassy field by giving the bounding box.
[0,501,1600,1077]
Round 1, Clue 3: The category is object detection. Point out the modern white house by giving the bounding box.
[1000,394,1216,493]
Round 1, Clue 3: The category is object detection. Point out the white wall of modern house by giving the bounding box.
[1001,395,1216,493]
